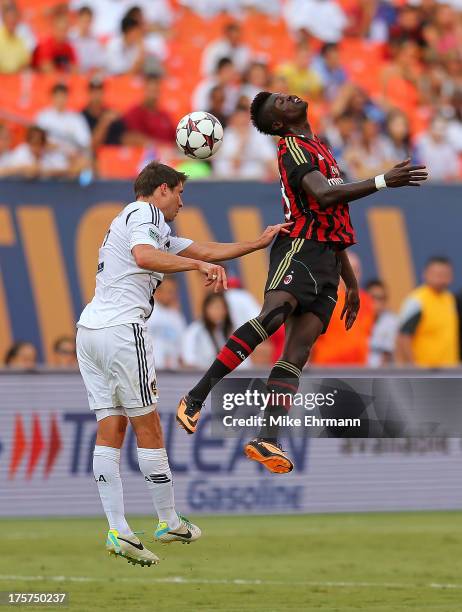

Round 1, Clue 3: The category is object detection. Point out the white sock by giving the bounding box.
[137,447,180,530]
[93,445,132,535]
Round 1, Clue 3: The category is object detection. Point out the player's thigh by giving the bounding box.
[258,289,298,332]
[106,323,158,412]
[76,327,113,410]
[282,311,324,367]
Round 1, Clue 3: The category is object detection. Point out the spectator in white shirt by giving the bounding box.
[71,0,173,37]
[192,57,239,116]
[225,275,261,328]
[366,279,399,367]
[284,0,347,42]
[201,21,251,76]
[146,277,187,370]
[0,123,13,175]
[239,61,271,104]
[69,6,105,73]
[5,126,70,179]
[105,14,146,75]
[182,293,252,370]
[416,117,459,182]
[213,102,277,179]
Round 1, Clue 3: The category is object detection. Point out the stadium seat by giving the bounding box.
[97,146,146,180]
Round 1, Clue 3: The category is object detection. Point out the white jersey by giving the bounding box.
[77,200,192,329]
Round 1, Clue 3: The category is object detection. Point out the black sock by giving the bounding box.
[258,360,301,443]
[189,318,268,402]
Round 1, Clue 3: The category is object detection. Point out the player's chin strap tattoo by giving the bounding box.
[188,300,296,403]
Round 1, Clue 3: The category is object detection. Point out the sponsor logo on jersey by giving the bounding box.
[149,228,160,241]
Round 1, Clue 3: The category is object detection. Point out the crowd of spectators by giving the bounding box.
[3,253,461,370]
[0,0,461,180]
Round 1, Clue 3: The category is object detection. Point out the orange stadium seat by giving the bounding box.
[339,39,385,95]
[97,146,146,180]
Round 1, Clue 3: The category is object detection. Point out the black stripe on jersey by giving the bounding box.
[132,324,148,406]
[136,324,153,405]
[150,205,160,226]
[126,208,139,225]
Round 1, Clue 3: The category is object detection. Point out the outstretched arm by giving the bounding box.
[177,222,292,263]
[301,159,428,210]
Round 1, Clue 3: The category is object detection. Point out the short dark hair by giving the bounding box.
[53,336,75,353]
[321,42,338,56]
[134,162,187,199]
[215,57,232,73]
[365,279,385,291]
[51,82,68,95]
[425,256,452,268]
[4,342,35,366]
[78,6,93,16]
[250,91,280,136]
[121,15,139,34]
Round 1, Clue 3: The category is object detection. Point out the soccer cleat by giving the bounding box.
[106,529,160,567]
[154,515,202,545]
[176,395,203,434]
[244,439,294,474]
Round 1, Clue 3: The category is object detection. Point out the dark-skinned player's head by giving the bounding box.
[250,91,308,137]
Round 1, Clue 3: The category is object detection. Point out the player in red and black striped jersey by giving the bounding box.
[177,91,428,474]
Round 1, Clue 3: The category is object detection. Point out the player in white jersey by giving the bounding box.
[76,161,290,566]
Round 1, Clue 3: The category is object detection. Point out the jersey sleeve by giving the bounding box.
[127,205,163,250]
[398,296,423,336]
[281,136,318,189]
[167,235,193,254]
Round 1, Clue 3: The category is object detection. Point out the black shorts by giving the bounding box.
[264,236,341,333]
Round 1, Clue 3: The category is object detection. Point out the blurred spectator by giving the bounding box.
[146,276,187,370]
[124,5,166,71]
[322,112,357,171]
[207,85,228,128]
[224,275,261,328]
[446,90,462,153]
[193,57,239,116]
[36,83,91,157]
[312,252,374,366]
[32,5,77,73]
[365,279,398,367]
[5,126,70,179]
[343,119,394,181]
[0,123,13,175]
[201,22,251,76]
[71,0,173,38]
[332,84,385,126]
[124,75,176,145]
[284,0,347,43]
[383,110,414,162]
[416,117,459,181]
[4,341,37,369]
[310,43,347,101]
[52,336,77,367]
[239,62,271,104]
[105,14,146,76]
[0,1,35,51]
[0,3,30,74]
[82,78,126,148]
[213,102,277,179]
[396,257,459,367]
[389,5,426,48]
[275,42,323,100]
[182,293,232,370]
[69,6,105,73]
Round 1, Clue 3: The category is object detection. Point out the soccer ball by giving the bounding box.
[175,111,224,160]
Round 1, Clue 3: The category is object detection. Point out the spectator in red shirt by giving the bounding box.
[123,75,176,145]
[32,5,76,73]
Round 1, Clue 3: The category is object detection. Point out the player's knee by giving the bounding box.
[257,301,293,335]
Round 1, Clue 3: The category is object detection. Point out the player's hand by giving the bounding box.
[340,286,360,330]
[384,159,428,187]
[257,222,294,248]
[197,262,228,292]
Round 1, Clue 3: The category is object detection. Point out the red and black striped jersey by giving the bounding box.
[277,133,356,246]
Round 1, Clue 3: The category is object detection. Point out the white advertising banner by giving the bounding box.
[1,372,462,516]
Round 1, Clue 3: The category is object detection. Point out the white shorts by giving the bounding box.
[76,323,158,417]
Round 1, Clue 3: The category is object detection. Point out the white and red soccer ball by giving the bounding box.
[175,111,224,160]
